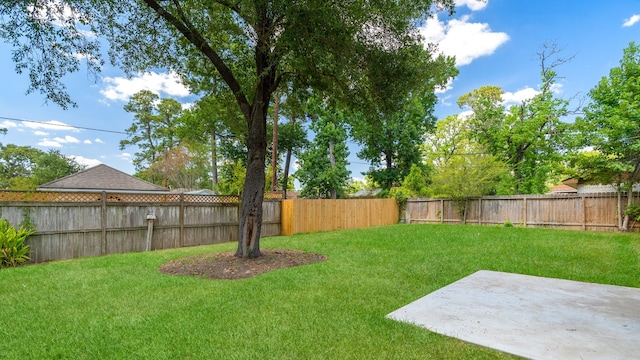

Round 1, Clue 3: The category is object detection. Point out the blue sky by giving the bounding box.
[0,0,639,184]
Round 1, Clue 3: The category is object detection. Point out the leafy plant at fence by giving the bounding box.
[624,203,640,222]
[0,219,36,268]
[20,207,35,231]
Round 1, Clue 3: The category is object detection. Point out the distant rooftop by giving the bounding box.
[37,164,168,193]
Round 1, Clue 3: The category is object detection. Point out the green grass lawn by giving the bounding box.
[1,224,639,359]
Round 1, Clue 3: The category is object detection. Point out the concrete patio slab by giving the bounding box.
[387,270,640,359]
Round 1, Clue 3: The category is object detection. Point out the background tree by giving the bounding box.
[574,41,640,231]
[0,144,44,190]
[430,150,508,223]
[0,0,456,257]
[178,90,248,190]
[33,149,85,186]
[297,109,351,199]
[278,97,309,198]
[143,144,210,191]
[0,144,84,190]
[120,90,182,186]
[278,120,308,197]
[387,163,431,222]
[216,160,246,196]
[424,114,509,222]
[120,90,161,175]
[457,44,572,194]
[351,46,457,189]
[274,84,310,199]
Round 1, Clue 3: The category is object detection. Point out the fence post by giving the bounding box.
[440,199,444,223]
[582,196,587,231]
[522,197,527,227]
[179,193,185,247]
[101,191,107,256]
[478,198,483,226]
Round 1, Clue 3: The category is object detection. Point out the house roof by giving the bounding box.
[37,164,168,193]
[550,184,578,193]
[560,178,579,188]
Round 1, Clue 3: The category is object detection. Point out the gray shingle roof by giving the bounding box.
[37,164,168,192]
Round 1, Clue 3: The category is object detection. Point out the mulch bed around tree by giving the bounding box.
[159,248,328,280]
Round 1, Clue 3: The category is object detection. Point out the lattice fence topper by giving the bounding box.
[0,191,265,203]
[182,194,241,203]
[265,192,283,199]
[0,191,100,202]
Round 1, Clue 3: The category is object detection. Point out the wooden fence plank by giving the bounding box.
[280,199,398,235]
[406,194,634,231]
[0,192,278,263]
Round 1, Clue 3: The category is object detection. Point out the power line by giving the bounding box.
[0,116,127,135]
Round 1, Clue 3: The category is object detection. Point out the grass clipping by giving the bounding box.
[159,249,327,280]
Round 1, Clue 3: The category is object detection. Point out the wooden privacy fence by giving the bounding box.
[0,191,280,263]
[281,198,399,235]
[406,193,640,231]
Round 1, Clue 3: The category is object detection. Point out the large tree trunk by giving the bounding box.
[235,74,272,257]
[236,104,268,258]
[140,0,274,258]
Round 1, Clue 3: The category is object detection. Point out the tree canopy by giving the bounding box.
[0,144,84,190]
[456,44,571,194]
[297,107,351,199]
[574,41,640,231]
[350,44,457,189]
[0,0,456,257]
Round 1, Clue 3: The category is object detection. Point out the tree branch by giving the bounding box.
[142,0,252,120]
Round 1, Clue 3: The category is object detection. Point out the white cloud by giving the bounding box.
[0,120,17,129]
[455,0,488,11]
[101,71,190,102]
[420,14,509,66]
[83,139,92,144]
[502,87,539,104]
[439,94,454,106]
[550,83,563,94]
[95,138,105,144]
[53,135,80,144]
[70,155,102,167]
[38,139,63,148]
[623,14,640,27]
[33,131,49,136]
[118,152,132,160]
[22,120,79,132]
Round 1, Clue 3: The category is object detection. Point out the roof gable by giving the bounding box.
[37,164,168,192]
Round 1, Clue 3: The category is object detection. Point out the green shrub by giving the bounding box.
[625,203,640,221]
[503,221,514,228]
[0,219,36,268]
[388,187,413,208]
